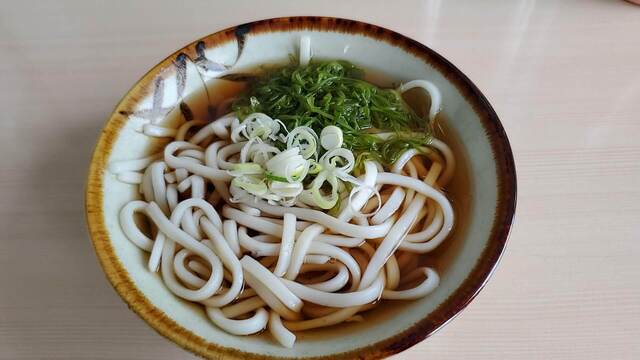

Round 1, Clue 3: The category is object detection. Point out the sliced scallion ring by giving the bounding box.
[239,113,282,141]
[240,137,258,163]
[247,143,280,165]
[286,126,318,160]
[284,158,309,183]
[266,147,309,183]
[265,172,289,183]
[228,163,264,176]
[320,125,343,150]
[231,176,268,196]
[269,181,303,197]
[305,171,339,209]
[320,148,355,173]
[308,159,322,175]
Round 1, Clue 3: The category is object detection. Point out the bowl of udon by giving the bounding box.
[86,17,516,359]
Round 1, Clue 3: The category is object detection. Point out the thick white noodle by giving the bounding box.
[206,307,268,335]
[148,232,164,272]
[244,271,301,321]
[285,162,378,281]
[198,220,244,307]
[285,224,323,280]
[166,184,178,210]
[180,208,201,240]
[404,206,443,243]
[398,79,441,122]
[150,161,169,214]
[174,168,189,183]
[165,141,232,181]
[384,138,453,187]
[299,36,311,66]
[141,164,154,200]
[192,209,205,230]
[222,296,266,318]
[187,259,211,279]
[382,268,439,300]
[237,227,278,256]
[173,247,207,287]
[401,162,419,209]
[314,234,363,247]
[238,203,261,216]
[273,213,296,277]
[375,171,454,254]
[222,219,242,257]
[204,141,232,203]
[371,188,404,225]
[109,152,162,174]
[226,206,279,232]
[216,142,245,170]
[308,242,361,291]
[190,113,234,144]
[300,263,349,292]
[283,307,360,331]
[360,164,445,288]
[142,124,177,138]
[177,175,205,199]
[240,201,394,239]
[261,217,312,231]
[240,256,303,312]
[303,254,331,264]
[427,139,455,186]
[283,250,381,331]
[179,198,222,230]
[338,161,379,221]
[176,120,207,141]
[269,311,296,348]
[385,253,400,290]
[281,272,384,307]
[116,171,143,184]
[392,148,419,173]
[119,200,154,251]
[146,202,224,301]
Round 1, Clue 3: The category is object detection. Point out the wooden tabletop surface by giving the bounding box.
[1,1,639,359]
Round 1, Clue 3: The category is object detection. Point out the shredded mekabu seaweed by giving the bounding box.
[232,60,432,167]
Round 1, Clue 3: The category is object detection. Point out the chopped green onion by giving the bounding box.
[320,125,343,150]
[308,159,322,175]
[286,126,318,159]
[232,176,268,196]
[229,163,264,176]
[265,172,290,183]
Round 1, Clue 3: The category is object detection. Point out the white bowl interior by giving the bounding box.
[101,29,498,357]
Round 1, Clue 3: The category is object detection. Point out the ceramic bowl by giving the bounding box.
[86,16,516,359]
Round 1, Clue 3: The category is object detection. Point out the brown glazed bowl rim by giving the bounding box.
[85,16,517,360]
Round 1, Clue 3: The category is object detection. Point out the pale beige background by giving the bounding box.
[1,0,639,359]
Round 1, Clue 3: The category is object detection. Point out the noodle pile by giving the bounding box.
[109,38,455,348]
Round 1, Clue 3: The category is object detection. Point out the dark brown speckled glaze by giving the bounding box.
[86,16,517,360]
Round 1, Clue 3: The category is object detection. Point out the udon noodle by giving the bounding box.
[110,37,455,347]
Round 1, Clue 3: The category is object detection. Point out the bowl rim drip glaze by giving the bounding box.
[85,16,517,360]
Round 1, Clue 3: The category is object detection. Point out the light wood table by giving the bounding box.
[1,1,638,359]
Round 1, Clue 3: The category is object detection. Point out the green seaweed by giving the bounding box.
[232,60,432,167]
